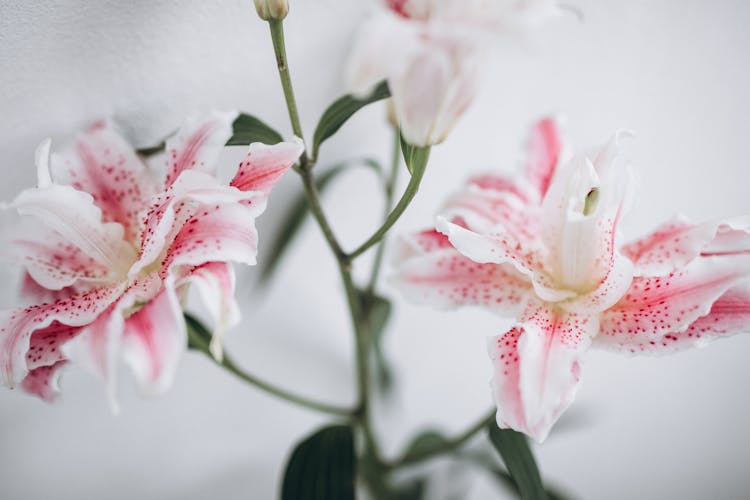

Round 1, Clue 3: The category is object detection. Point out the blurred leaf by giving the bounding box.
[391,479,427,500]
[185,313,212,353]
[135,140,166,157]
[487,424,548,500]
[226,112,283,146]
[400,137,430,176]
[312,80,391,159]
[281,424,356,500]
[461,448,572,500]
[402,430,450,463]
[258,158,383,286]
[137,113,282,157]
[360,292,394,391]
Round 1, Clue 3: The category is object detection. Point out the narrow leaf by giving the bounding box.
[313,81,391,158]
[226,112,283,146]
[258,158,383,285]
[488,424,548,500]
[281,425,356,500]
[359,292,394,391]
[185,313,212,353]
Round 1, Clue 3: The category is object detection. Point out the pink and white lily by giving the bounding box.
[0,113,303,405]
[347,0,560,146]
[393,118,750,442]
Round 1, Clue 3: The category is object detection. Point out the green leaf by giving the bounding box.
[136,113,282,157]
[487,424,548,500]
[402,430,450,462]
[281,424,356,500]
[400,137,431,176]
[226,112,283,146]
[312,81,391,159]
[258,158,383,285]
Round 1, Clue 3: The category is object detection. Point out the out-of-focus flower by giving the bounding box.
[393,118,750,441]
[254,0,289,21]
[0,114,303,406]
[347,1,561,146]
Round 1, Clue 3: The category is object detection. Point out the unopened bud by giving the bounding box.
[254,0,289,21]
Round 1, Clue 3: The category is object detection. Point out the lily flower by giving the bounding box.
[0,113,303,405]
[393,118,750,442]
[347,0,560,146]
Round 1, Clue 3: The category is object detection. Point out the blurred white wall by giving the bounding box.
[1,1,749,499]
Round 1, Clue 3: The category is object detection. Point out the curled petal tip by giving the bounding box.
[35,138,53,188]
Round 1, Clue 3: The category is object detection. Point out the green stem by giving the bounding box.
[340,264,382,462]
[219,352,354,417]
[348,147,428,260]
[365,126,401,296]
[266,16,384,476]
[187,314,352,416]
[268,19,309,167]
[300,167,346,258]
[390,409,496,468]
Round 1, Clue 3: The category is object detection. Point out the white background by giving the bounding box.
[1,1,750,499]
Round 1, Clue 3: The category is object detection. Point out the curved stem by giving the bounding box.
[186,314,352,416]
[389,409,496,468]
[348,154,427,260]
[365,125,401,296]
[300,167,346,258]
[340,265,382,461]
[266,16,385,474]
[219,352,354,417]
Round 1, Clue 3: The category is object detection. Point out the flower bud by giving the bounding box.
[253,0,289,21]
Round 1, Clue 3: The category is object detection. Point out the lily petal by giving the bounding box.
[20,360,68,402]
[346,13,419,96]
[9,180,136,283]
[131,170,257,279]
[523,117,564,201]
[50,120,159,241]
[164,111,238,187]
[540,133,633,292]
[0,284,125,388]
[600,284,750,355]
[7,228,112,291]
[442,186,541,238]
[393,240,530,314]
[61,275,161,408]
[19,272,77,305]
[162,202,259,272]
[623,215,750,277]
[230,139,303,196]
[18,323,79,402]
[393,228,455,262]
[387,26,481,146]
[562,250,634,314]
[121,286,186,395]
[436,216,541,277]
[597,255,750,350]
[489,300,595,442]
[179,262,240,361]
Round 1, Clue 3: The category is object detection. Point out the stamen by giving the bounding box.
[583,187,599,216]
